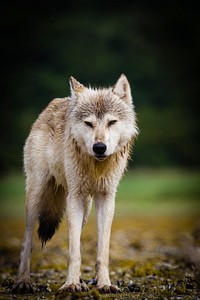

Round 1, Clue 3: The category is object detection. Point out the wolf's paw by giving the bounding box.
[97,284,121,294]
[12,280,35,294]
[59,281,89,293]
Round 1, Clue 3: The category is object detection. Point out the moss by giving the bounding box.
[132,262,158,277]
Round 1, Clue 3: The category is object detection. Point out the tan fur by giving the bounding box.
[12,74,138,294]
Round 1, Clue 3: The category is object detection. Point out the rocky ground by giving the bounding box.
[0,215,200,299]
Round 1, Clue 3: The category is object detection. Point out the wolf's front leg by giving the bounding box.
[94,192,120,294]
[59,194,88,293]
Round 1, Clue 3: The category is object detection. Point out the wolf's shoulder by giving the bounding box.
[40,97,70,119]
[32,97,70,131]
[46,97,70,111]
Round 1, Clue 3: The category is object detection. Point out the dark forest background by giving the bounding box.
[0,0,199,172]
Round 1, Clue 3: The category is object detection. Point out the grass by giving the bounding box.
[116,168,200,216]
[0,169,200,217]
[0,173,25,217]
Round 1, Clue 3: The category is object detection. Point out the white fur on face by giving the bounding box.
[69,75,138,160]
[70,112,137,160]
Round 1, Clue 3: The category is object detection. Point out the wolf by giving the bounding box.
[12,74,138,294]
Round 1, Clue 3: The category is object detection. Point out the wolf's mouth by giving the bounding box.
[94,155,108,161]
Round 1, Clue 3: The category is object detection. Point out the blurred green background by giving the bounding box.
[0,1,199,216]
[1,0,199,171]
[0,170,200,217]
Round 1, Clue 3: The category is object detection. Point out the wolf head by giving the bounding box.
[69,74,138,161]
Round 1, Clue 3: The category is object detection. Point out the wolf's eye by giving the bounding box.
[84,121,93,128]
[108,120,117,127]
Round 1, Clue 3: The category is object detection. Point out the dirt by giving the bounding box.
[0,215,200,299]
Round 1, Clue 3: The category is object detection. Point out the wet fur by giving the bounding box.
[12,74,138,294]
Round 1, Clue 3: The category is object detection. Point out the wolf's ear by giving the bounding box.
[70,76,86,97]
[113,74,132,106]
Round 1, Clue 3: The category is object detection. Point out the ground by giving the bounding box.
[0,170,200,299]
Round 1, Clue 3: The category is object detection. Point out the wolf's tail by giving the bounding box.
[38,177,66,246]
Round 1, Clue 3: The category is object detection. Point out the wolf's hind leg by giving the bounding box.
[12,176,66,294]
[12,187,41,294]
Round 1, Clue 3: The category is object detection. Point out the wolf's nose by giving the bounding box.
[93,142,107,155]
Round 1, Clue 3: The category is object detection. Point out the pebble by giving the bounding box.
[87,278,96,285]
[127,280,141,292]
[83,266,93,273]
[116,280,126,288]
